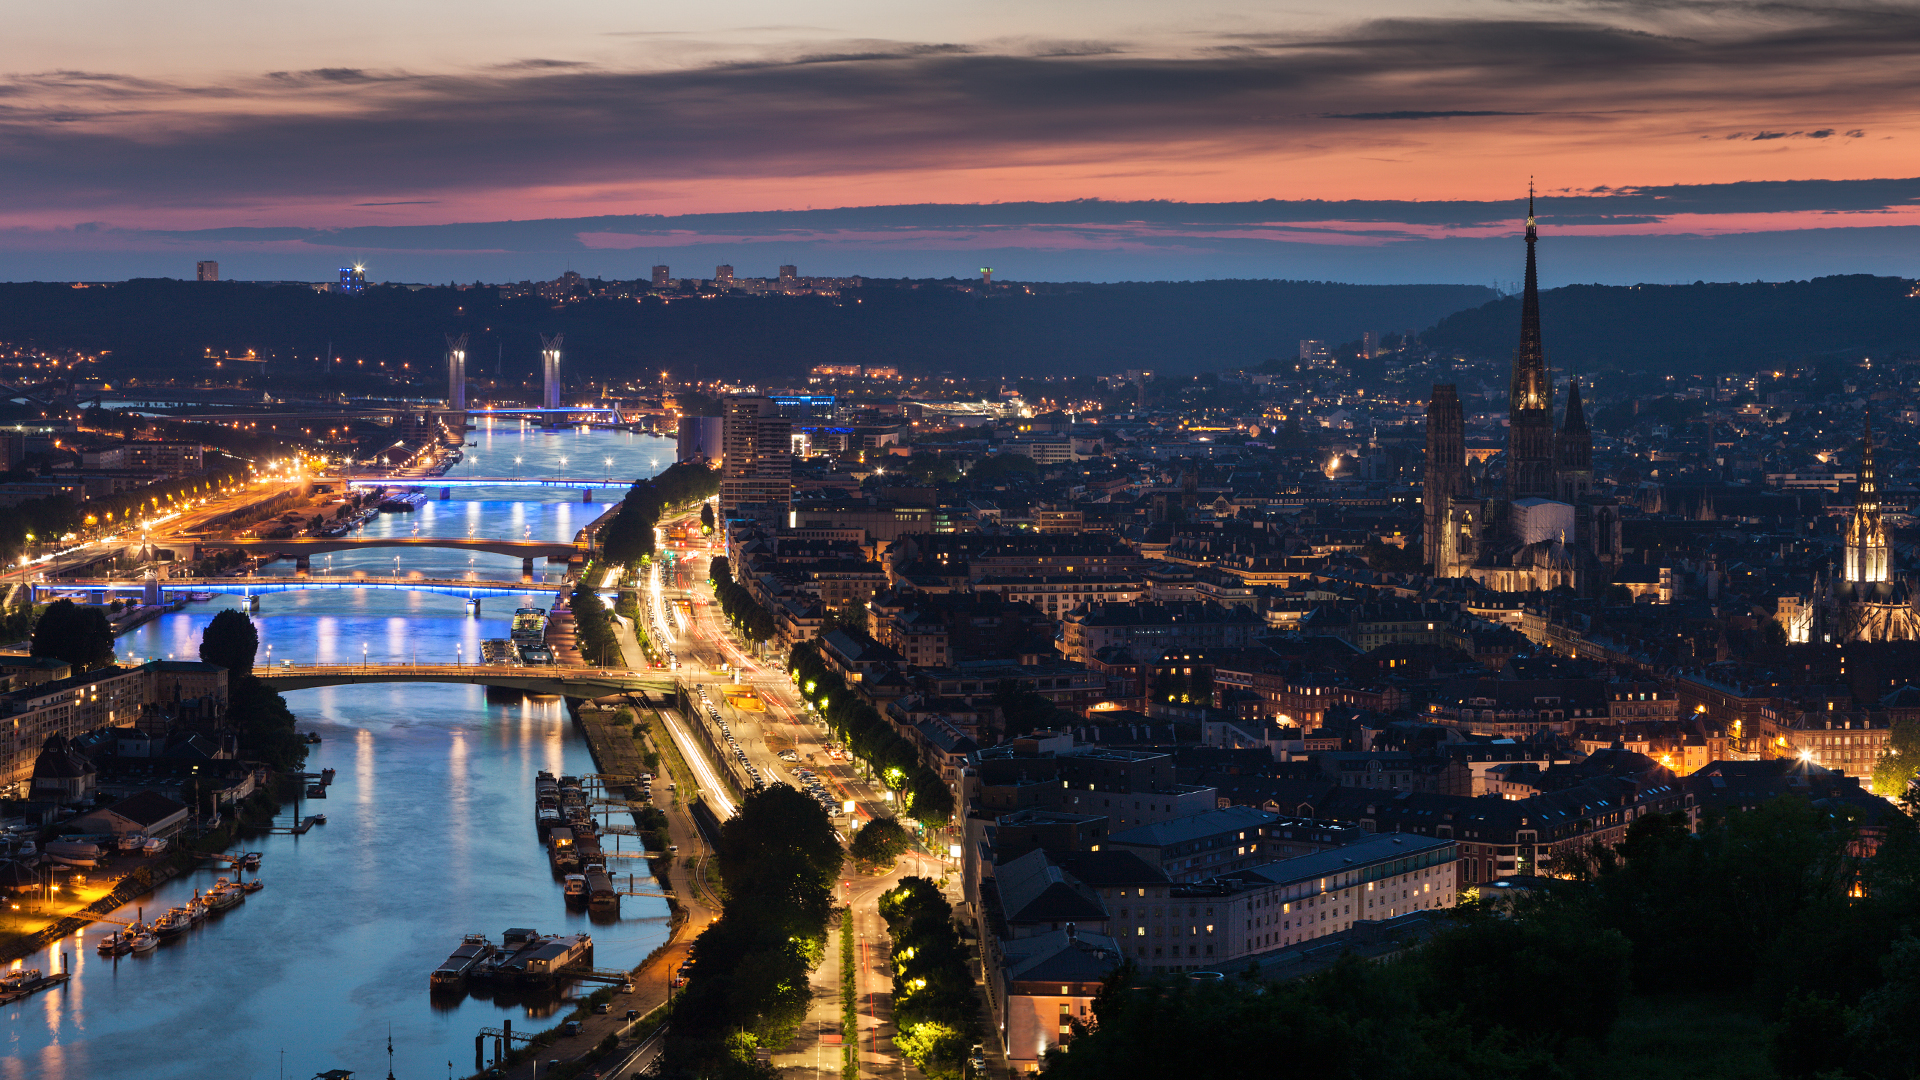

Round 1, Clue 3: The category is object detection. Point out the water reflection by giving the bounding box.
[0,432,675,1080]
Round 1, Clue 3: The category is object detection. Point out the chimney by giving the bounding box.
[1065,922,1077,941]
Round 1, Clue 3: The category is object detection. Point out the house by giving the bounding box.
[27,734,96,804]
[72,789,191,838]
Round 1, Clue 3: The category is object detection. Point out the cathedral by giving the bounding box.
[1783,413,1920,642]
[1424,191,1620,592]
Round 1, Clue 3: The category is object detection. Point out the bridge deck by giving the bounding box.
[257,663,675,696]
[55,576,564,596]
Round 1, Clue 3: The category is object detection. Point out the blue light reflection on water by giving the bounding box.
[0,430,675,1080]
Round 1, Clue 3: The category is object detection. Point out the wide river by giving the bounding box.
[2,422,676,1080]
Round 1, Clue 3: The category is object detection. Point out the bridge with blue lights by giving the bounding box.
[257,663,675,697]
[341,476,637,490]
[44,576,566,609]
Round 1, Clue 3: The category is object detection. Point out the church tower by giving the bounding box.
[1845,412,1890,584]
[1424,384,1467,574]
[1554,376,1593,504]
[1507,186,1556,501]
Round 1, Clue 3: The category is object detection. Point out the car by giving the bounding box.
[594,1002,610,1014]
[625,1008,640,1020]
[563,1021,582,1036]
[672,975,687,987]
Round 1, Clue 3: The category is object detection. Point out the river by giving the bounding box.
[1,422,677,1080]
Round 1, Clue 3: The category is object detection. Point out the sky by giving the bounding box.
[4,0,1919,283]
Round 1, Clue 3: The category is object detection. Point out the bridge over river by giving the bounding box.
[257,662,676,697]
[44,575,566,611]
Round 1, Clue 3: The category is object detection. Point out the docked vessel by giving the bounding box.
[96,931,132,955]
[583,864,618,910]
[430,934,496,986]
[563,874,588,906]
[510,607,549,648]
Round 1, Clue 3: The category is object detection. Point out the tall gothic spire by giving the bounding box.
[1507,180,1556,500]
[1845,409,1889,584]
[1518,179,1544,380]
[1561,376,1587,432]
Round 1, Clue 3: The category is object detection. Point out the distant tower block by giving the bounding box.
[778,265,797,286]
[540,333,564,411]
[196,261,219,282]
[445,332,469,412]
[715,265,735,285]
[651,265,670,287]
[981,267,993,284]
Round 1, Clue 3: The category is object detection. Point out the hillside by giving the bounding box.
[0,278,1494,383]
[1424,274,1920,372]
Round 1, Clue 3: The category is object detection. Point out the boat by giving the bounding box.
[304,732,323,744]
[96,931,130,955]
[152,909,190,938]
[187,591,215,602]
[311,814,327,825]
[205,878,244,912]
[564,874,588,906]
[185,895,207,924]
[431,933,497,986]
[241,878,264,893]
[238,852,262,870]
[141,836,169,856]
[129,932,158,953]
[118,834,148,853]
[1,969,42,992]
[584,864,618,910]
[44,840,101,867]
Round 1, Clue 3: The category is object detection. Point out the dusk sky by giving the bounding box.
[5,0,1918,282]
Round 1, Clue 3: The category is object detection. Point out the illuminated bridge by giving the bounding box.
[45,576,565,608]
[257,663,675,697]
[179,536,579,560]
[341,476,637,490]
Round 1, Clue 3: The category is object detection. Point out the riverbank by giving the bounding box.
[0,781,291,964]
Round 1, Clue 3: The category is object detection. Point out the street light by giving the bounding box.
[362,642,368,669]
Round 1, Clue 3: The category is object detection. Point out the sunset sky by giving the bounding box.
[4,0,1918,282]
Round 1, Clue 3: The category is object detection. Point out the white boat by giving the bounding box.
[1,969,42,991]
[117,835,148,853]
[205,878,244,912]
[129,932,158,953]
[141,836,169,856]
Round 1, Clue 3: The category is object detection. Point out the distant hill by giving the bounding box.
[0,278,1494,382]
[1424,275,1920,372]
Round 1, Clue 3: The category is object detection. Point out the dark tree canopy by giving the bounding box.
[30,599,115,672]
[199,608,260,676]
[849,817,911,867]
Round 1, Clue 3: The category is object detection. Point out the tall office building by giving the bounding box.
[778,265,797,285]
[540,333,564,411]
[196,261,219,282]
[651,265,670,287]
[677,415,725,464]
[715,265,735,285]
[338,265,367,293]
[719,395,792,523]
[445,333,469,412]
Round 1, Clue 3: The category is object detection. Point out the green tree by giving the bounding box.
[30,599,115,671]
[849,817,911,868]
[199,608,260,676]
[701,502,716,534]
[1874,716,1920,801]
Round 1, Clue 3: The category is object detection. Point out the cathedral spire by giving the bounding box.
[1845,409,1889,584]
[1507,181,1555,500]
[1562,376,1587,433]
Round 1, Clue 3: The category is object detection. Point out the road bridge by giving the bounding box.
[151,535,581,576]
[44,576,564,611]
[342,476,638,489]
[258,663,675,697]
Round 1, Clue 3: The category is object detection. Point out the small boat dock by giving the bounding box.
[0,969,71,1005]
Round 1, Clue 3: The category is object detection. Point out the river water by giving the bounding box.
[1,423,677,1080]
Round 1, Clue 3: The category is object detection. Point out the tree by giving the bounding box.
[700,502,716,535]
[849,817,911,868]
[30,599,115,672]
[199,608,260,676]
[1874,716,1920,801]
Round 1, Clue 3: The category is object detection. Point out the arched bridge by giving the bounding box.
[175,536,580,560]
[258,663,676,697]
[47,576,564,605]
